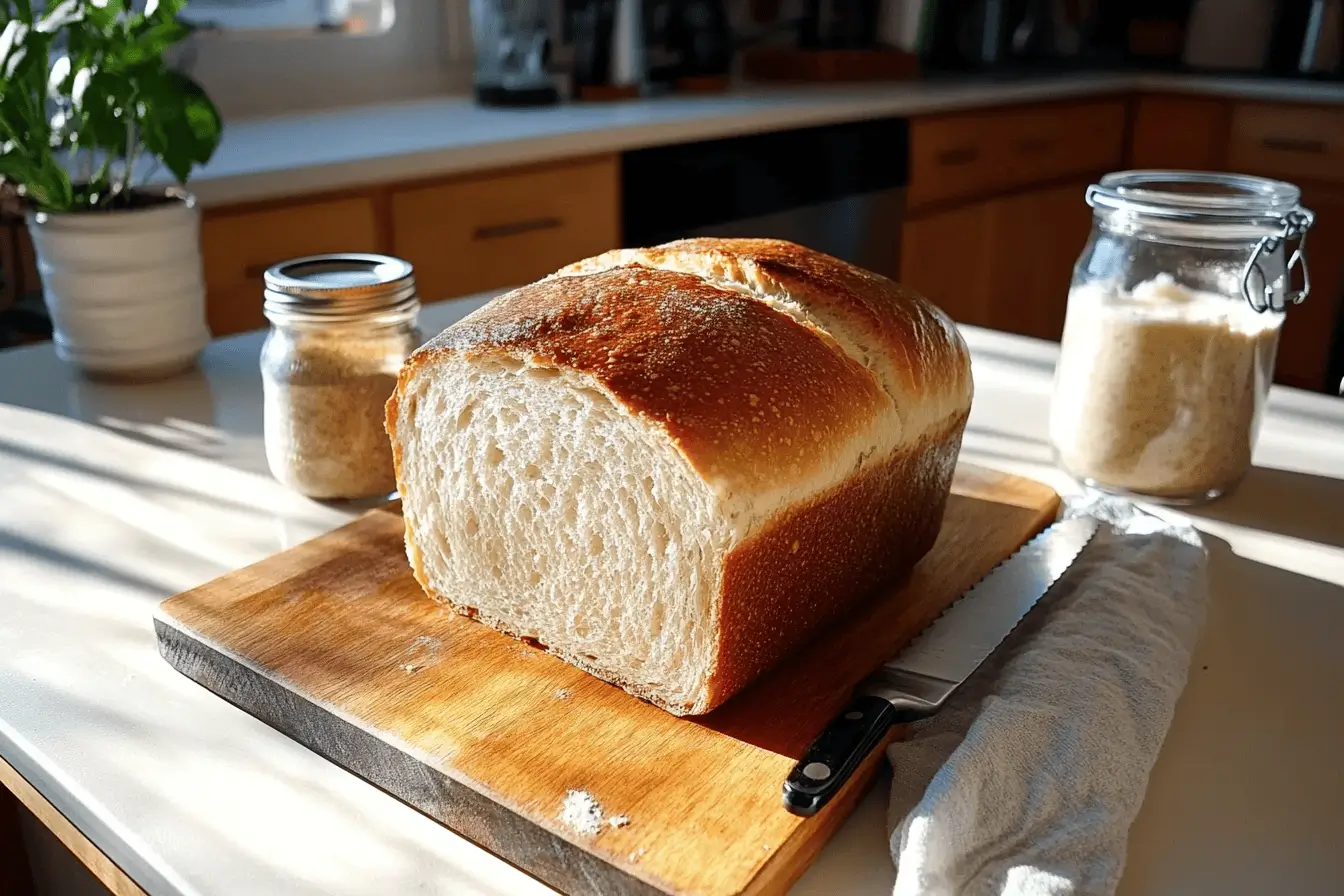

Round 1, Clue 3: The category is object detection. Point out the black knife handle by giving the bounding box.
[782,695,897,817]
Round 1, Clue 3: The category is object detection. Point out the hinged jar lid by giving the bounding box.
[1085,170,1315,313]
[263,254,418,323]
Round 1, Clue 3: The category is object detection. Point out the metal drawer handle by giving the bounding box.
[1261,136,1329,155]
[935,147,980,166]
[473,216,564,241]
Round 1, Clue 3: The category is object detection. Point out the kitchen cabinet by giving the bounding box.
[903,99,1124,342]
[201,196,382,336]
[1129,94,1231,170]
[1225,102,1344,389]
[390,156,620,303]
[197,156,618,336]
[1277,181,1344,391]
[908,99,1127,211]
[900,201,991,329]
[0,784,33,895]
[1227,103,1344,186]
[981,181,1095,341]
[902,179,1094,342]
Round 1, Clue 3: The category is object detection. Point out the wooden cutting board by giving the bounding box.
[155,463,1058,896]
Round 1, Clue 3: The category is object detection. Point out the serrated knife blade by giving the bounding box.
[781,515,1100,817]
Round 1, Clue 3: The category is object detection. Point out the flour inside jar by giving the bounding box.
[1049,275,1281,500]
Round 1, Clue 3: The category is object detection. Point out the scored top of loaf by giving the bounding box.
[557,238,973,446]
[416,264,885,496]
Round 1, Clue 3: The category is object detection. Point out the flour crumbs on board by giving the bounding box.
[559,790,605,837]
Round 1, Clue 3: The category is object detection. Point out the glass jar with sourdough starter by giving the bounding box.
[260,254,421,500]
[1049,171,1314,504]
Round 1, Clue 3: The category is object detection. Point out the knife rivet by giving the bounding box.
[844,711,863,720]
[802,762,831,781]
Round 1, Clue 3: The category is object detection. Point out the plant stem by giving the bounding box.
[122,117,137,199]
[92,158,113,207]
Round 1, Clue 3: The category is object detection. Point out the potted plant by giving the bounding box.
[0,0,221,379]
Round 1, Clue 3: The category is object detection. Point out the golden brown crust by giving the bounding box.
[405,266,885,492]
[562,238,973,421]
[704,412,967,712]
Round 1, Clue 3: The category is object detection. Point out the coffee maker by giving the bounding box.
[470,0,562,105]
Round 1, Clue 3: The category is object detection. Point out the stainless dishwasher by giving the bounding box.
[621,116,909,281]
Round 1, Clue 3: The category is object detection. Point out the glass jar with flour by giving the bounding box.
[1050,171,1314,503]
[260,254,421,500]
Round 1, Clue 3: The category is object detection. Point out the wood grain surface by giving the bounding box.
[155,464,1058,896]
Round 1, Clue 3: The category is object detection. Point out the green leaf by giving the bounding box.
[47,53,72,96]
[0,0,221,207]
[71,66,93,108]
[145,0,190,22]
[123,18,191,65]
[136,68,221,182]
[0,147,39,186]
[1,146,73,211]
[36,0,82,34]
[85,1,120,31]
[77,69,132,156]
[0,20,29,77]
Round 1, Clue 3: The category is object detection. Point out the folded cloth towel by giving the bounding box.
[886,495,1209,896]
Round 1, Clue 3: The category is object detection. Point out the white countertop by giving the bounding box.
[3,299,1344,895]
[190,72,1344,207]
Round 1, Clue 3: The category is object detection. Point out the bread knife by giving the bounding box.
[781,515,1100,817]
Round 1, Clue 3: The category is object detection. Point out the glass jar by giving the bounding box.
[260,254,421,500]
[1049,171,1314,504]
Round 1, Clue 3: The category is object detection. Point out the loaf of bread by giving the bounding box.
[385,239,972,715]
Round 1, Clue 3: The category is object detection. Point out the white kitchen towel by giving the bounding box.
[886,495,1209,896]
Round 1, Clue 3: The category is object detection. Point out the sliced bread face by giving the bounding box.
[393,353,723,714]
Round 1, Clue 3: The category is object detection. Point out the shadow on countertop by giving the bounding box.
[1183,464,1344,551]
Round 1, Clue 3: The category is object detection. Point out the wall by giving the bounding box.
[185,0,469,120]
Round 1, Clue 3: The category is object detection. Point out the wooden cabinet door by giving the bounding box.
[900,201,994,330]
[901,180,1094,342]
[1277,181,1344,391]
[909,99,1126,211]
[1228,103,1344,187]
[201,197,381,336]
[1129,94,1231,170]
[981,180,1095,342]
[392,157,619,302]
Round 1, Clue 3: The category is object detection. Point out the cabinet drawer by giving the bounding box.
[201,197,380,336]
[909,99,1127,210]
[1129,94,1231,170]
[391,156,620,302]
[1227,103,1344,185]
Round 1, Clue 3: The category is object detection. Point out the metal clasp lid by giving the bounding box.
[1241,208,1315,313]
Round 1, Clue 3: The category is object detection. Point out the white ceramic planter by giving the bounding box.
[26,188,210,380]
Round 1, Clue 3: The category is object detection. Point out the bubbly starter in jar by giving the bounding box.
[1050,275,1281,500]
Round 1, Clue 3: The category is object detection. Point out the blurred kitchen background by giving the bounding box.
[3,0,1344,391]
